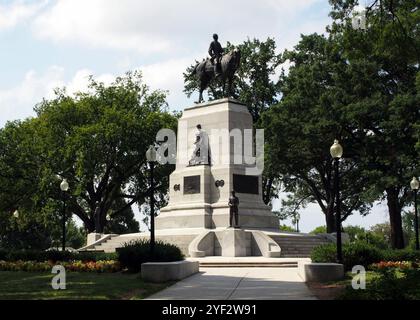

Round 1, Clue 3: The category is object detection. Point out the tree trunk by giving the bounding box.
[386,187,405,249]
[85,219,95,233]
[325,206,336,233]
[94,207,104,233]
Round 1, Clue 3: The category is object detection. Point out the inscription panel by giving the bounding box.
[184,175,201,195]
[233,174,259,195]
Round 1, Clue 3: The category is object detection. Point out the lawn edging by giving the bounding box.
[298,261,344,283]
[141,260,199,283]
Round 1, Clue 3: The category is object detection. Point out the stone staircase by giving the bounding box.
[81,234,197,255]
[197,260,298,268]
[80,231,332,259]
[270,234,331,258]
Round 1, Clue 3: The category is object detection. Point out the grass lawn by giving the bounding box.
[309,270,420,300]
[0,271,172,300]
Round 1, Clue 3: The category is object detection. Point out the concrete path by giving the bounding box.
[146,267,317,300]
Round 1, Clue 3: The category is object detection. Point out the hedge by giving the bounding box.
[117,239,184,272]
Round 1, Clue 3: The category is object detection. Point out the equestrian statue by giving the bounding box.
[192,34,241,104]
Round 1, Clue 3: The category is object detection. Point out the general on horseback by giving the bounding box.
[192,34,241,104]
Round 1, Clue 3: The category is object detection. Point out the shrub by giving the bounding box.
[0,248,8,260]
[0,249,117,263]
[44,250,75,262]
[311,242,383,270]
[77,252,118,262]
[340,268,420,300]
[382,249,420,262]
[0,260,121,273]
[117,239,184,273]
[311,243,337,263]
[309,226,327,235]
[279,225,295,232]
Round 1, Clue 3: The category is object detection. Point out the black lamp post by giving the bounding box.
[330,140,344,264]
[60,178,69,252]
[410,177,419,251]
[146,145,158,257]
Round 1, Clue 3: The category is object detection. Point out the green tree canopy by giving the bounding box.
[0,72,177,241]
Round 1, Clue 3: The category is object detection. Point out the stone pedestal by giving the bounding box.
[156,98,279,231]
[87,233,103,246]
[222,228,247,257]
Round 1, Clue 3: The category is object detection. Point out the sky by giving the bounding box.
[0,0,388,232]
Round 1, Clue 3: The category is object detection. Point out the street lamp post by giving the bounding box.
[330,140,344,264]
[146,145,158,257]
[60,178,69,252]
[293,213,301,233]
[410,177,419,250]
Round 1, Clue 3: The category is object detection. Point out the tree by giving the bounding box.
[0,72,177,235]
[310,226,328,235]
[328,0,420,248]
[184,38,283,204]
[263,33,376,232]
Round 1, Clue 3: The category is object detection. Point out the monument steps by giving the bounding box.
[198,261,298,268]
[269,234,330,258]
[85,234,196,254]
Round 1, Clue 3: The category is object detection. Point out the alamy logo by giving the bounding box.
[351,7,367,30]
[154,124,265,175]
[351,265,366,290]
[51,265,66,290]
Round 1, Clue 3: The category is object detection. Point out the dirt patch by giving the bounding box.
[307,282,346,300]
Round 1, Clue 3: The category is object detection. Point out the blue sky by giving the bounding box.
[0,0,388,232]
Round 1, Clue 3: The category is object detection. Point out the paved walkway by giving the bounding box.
[146,267,317,300]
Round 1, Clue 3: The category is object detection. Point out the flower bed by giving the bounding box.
[0,260,121,273]
[370,261,419,271]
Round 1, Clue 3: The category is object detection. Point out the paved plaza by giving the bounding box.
[147,267,317,300]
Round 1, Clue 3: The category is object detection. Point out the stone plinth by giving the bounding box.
[222,228,248,257]
[156,98,279,231]
[298,261,345,283]
[141,260,199,283]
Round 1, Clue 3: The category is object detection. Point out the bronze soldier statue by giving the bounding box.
[228,190,239,228]
[208,33,224,78]
[192,34,241,103]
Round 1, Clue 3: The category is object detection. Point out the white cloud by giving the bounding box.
[32,0,326,54]
[138,56,195,108]
[0,0,48,30]
[0,67,115,127]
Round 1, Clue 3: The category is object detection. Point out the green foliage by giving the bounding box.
[312,241,420,272]
[310,226,327,235]
[340,268,420,300]
[0,249,117,263]
[327,0,420,249]
[279,225,295,232]
[0,208,86,250]
[0,71,177,237]
[263,33,377,233]
[117,239,184,273]
[263,0,419,247]
[0,260,121,273]
[382,249,420,263]
[311,242,383,270]
[343,225,366,241]
[0,272,168,300]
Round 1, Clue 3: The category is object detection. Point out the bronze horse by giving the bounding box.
[192,48,241,104]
